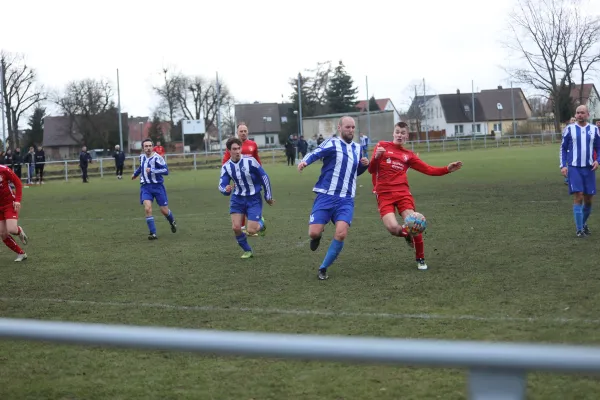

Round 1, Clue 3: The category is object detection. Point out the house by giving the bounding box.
[568,83,600,121]
[406,95,436,133]
[302,110,396,143]
[437,91,487,136]
[355,98,401,124]
[477,86,532,135]
[234,102,287,147]
[128,116,172,151]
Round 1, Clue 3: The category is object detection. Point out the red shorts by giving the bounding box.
[376,192,415,218]
[0,203,18,221]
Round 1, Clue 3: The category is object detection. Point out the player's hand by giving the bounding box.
[145,167,151,174]
[561,167,568,177]
[592,161,599,171]
[448,161,463,172]
[131,174,137,180]
[298,161,308,172]
[225,185,232,193]
[266,199,275,206]
[360,157,369,166]
[13,201,21,212]
[374,146,385,159]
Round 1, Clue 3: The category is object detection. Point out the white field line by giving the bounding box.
[1,297,598,325]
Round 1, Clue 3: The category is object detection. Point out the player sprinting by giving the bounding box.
[222,122,264,236]
[219,137,274,259]
[369,122,462,270]
[132,139,177,240]
[298,116,369,280]
[560,105,600,237]
[0,164,28,261]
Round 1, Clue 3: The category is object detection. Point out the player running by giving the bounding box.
[369,122,462,270]
[219,138,274,259]
[0,164,29,261]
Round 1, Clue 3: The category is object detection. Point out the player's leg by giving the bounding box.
[245,195,265,236]
[141,188,157,239]
[0,213,26,261]
[400,208,426,270]
[230,196,253,258]
[317,198,354,280]
[308,194,330,252]
[568,166,585,236]
[156,186,176,233]
[581,168,596,235]
[5,216,27,245]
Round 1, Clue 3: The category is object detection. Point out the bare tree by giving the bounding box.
[153,68,182,124]
[0,51,46,148]
[505,0,600,132]
[54,78,120,149]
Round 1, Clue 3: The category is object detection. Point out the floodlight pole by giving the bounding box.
[117,69,124,152]
[0,61,7,151]
[217,72,223,159]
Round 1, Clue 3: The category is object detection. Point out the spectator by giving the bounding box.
[284,137,296,166]
[4,150,13,170]
[317,134,325,145]
[12,148,23,180]
[307,135,317,153]
[23,147,35,184]
[79,146,92,183]
[113,144,125,179]
[35,146,46,184]
[298,135,308,159]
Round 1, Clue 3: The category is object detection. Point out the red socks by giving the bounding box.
[3,236,24,255]
[413,234,424,259]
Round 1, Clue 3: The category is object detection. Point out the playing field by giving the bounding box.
[2,144,600,399]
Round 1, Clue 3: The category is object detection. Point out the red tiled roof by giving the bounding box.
[355,98,391,112]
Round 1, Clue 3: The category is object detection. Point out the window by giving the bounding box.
[454,125,464,135]
[464,105,470,114]
[472,124,481,133]
[493,123,502,132]
[281,116,288,123]
[266,116,272,122]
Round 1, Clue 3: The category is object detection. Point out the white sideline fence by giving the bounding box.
[13,132,562,182]
[1,317,600,399]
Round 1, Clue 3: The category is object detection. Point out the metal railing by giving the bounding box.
[9,133,562,182]
[1,317,600,399]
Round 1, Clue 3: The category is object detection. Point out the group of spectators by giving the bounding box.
[0,146,46,184]
[284,134,325,166]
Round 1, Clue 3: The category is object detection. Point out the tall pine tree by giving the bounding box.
[148,115,164,144]
[25,106,46,147]
[368,96,380,111]
[325,61,358,114]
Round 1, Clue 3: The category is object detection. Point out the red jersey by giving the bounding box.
[0,164,23,205]
[153,145,165,157]
[368,141,449,194]
[222,139,261,165]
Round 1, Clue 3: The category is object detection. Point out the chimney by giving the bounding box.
[457,89,460,94]
[498,85,503,90]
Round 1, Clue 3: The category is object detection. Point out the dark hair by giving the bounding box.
[226,137,242,150]
[142,138,153,146]
[395,122,409,129]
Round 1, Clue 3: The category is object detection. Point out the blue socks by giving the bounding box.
[258,218,264,230]
[573,204,584,232]
[165,209,175,224]
[583,204,592,225]
[146,216,156,234]
[236,233,252,252]
[320,239,344,271]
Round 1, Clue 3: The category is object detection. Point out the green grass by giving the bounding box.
[2,144,600,399]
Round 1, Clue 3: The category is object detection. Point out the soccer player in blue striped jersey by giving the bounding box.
[132,138,177,240]
[298,116,370,280]
[360,133,369,158]
[219,137,274,259]
[560,105,600,237]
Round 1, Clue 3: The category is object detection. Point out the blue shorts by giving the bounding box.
[230,193,263,221]
[309,193,354,226]
[568,166,596,195]
[140,183,168,206]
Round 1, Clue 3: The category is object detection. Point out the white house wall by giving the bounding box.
[588,89,600,121]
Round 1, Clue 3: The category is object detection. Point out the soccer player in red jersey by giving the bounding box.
[153,140,166,157]
[222,123,263,235]
[0,164,29,262]
[368,122,462,270]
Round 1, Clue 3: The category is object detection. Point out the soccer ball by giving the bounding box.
[404,212,427,235]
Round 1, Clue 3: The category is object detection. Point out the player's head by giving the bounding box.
[115,144,120,150]
[595,119,600,128]
[337,116,356,143]
[156,140,161,146]
[575,105,589,125]
[237,123,249,142]
[226,137,243,161]
[142,138,154,155]
[570,117,576,124]
[393,122,409,145]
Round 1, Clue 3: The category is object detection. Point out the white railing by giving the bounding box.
[8,133,561,182]
[1,317,600,399]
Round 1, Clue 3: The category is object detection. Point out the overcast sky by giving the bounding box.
[2,0,599,122]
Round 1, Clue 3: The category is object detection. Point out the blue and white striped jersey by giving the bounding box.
[133,152,169,184]
[219,156,273,199]
[560,123,600,168]
[360,135,369,147]
[301,137,368,198]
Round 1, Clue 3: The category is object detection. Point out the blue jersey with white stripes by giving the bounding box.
[360,135,369,147]
[219,156,273,200]
[560,123,600,168]
[301,137,368,198]
[133,152,169,184]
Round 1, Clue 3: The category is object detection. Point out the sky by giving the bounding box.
[2,0,599,126]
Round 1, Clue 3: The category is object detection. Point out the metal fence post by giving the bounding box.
[64,161,68,182]
[193,154,197,170]
[100,158,103,178]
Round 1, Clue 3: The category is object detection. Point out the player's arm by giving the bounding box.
[357,161,369,176]
[301,138,335,166]
[132,157,143,178]
[560,128,571,169]
[218,166,232,196]
[7,169,23,203]
[251,161,273,200]
[367,142,385,174]
[593,127,600,163]
[409,157,452,176]
[222,149,231,165]
[253,147,262,165]
[152,157,169,175]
